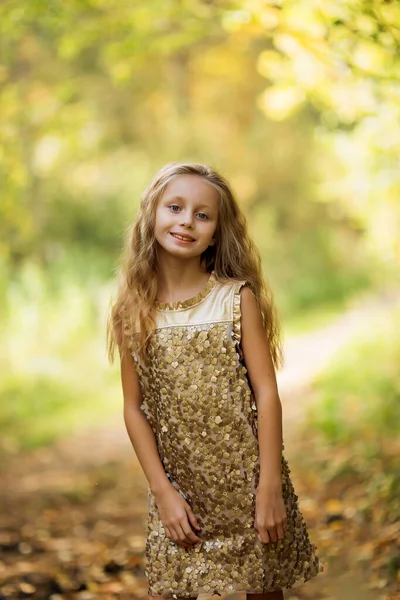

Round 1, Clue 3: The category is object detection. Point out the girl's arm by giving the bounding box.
[240,287,283,490]
[120,353,202,547]
[240,286,287,543]
[121,353,170,496]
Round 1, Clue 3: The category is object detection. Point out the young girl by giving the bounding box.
[107,163,323,600]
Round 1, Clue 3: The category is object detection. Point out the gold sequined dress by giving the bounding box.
[130,272,322,598]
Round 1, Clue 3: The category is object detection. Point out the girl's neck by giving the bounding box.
[155,258,211,304]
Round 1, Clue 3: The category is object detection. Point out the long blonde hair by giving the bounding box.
[107,162,283,369]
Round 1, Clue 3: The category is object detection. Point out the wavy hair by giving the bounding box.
[107,162,283,369]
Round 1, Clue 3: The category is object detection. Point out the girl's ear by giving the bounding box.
[209,238,215,247]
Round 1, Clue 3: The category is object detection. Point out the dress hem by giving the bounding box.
[147,566,323,598]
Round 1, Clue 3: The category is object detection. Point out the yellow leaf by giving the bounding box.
[258,85,305,121]
[324,498,343,514]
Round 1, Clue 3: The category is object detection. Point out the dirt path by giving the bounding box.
[1,289,399,600]
[278,286,400,434]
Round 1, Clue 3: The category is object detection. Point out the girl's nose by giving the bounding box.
[180,213,194,228]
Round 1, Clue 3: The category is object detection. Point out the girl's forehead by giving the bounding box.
[162,175,219,204]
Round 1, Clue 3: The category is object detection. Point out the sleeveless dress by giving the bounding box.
[130,272,323,598]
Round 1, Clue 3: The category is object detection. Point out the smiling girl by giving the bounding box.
[107,162,323,600]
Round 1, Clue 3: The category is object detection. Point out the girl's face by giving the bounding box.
[154,175,219,260]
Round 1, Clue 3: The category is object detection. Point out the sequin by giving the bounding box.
[131,274,323,598]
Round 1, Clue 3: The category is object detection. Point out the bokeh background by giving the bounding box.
[1,1,399,599]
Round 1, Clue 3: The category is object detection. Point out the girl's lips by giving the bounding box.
[170,233,195,242]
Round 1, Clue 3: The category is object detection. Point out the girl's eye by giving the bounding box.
[168,205,208,220]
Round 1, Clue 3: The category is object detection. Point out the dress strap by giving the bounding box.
[231,279,248,355]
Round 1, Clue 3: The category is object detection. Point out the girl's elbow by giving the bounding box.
[123,398,143,418]
[254,389,281,406]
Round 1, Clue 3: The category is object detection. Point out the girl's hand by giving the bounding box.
[155,485,202,548]
[254,486,287,544]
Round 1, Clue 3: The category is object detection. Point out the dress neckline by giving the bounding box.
[154,271,216,311]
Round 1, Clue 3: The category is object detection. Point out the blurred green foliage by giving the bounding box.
[303,306,400,521]
[1,0,399,284]
[0,263,119,454]
[306,307,400,455]
[0,376,81,450]
[1,0,399,450]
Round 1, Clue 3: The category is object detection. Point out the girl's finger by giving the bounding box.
[170,524,189,547]
[276,522,286,540]
[170,526,184,546]
[267,526,278,543]
[257,527,270,544]
[177,524,196,547]
[180,520,201,545]
[186,506,201,531]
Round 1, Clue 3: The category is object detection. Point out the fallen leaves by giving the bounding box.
[1,424,399,600]
[289,431,400,600]
[0,451,149,599]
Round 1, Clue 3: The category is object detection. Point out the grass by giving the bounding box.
[283,297,349,336]
[0,263,121,456]
[0,259,393,456]
[305,306,400,454]
[302,305,400,524]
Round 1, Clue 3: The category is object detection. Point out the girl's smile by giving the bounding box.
[170,232,196,243]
